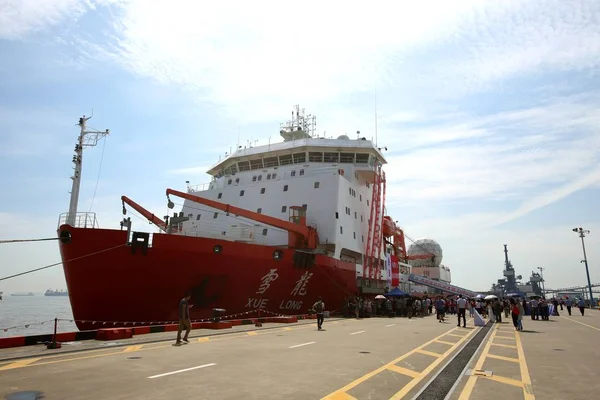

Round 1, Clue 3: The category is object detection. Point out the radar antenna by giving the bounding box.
[66,115,110,226]
[279,105,316,142]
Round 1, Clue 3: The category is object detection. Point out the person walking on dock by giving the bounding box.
[313,296,325,330]
[577,298,585,316]
[565,297,572,315]
[174,291,192,346]
[456,295,467,327]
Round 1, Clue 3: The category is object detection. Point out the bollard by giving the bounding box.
[46,318,62,349]
[255,308,262,327]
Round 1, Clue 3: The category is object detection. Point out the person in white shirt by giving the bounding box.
[456,295,467,327]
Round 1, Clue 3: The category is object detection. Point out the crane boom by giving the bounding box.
[121,196,167,231]
[165,188,319,249]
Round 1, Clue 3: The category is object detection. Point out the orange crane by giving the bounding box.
[121,196,167,231]
[165,188,320,249]
[382,216,435,264]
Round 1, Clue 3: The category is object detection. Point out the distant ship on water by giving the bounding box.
[45,289,69,297]
[11,292,35,296]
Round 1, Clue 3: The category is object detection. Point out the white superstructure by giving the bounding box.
[177,106,388,272]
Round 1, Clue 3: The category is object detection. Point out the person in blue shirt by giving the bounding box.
[564,297,572,315]
[577,298,585,316]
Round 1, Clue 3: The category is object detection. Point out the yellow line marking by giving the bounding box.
[246,331,257,336]
[487,353,519,363]
[123,345,144,353]
[326,393,358,400]
[320,326,470,400]
[0,319,339,370]
[284,327,293,331]
[482,374,524,388]
[493,335,516,340]
[562,316,600,331]
[197,337,210,343]
[0,358,41,371]
[515,329,535,399]
[435,340,456,345]
[490,342,517,349]
[389,327,478,399]
[446,333,466,338]
[387,364,421,378]
[458,325,497,400]
[416,349,443,358]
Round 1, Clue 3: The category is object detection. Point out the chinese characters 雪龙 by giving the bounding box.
[290,271,313,296]
[256,268,279,295]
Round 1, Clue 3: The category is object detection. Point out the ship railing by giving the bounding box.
[57,212,99,229]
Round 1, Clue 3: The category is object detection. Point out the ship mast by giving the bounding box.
[67,114,110,226]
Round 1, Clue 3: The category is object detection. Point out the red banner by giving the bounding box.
[391,255,400,287]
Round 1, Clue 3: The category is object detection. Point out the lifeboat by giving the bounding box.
[383,216,396,238]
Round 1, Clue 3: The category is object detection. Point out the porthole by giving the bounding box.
[273,250,283,260]
[213,244,223,254]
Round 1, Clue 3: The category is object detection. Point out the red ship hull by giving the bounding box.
[57,225,358,331]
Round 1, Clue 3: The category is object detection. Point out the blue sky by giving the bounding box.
[0,0,599,294]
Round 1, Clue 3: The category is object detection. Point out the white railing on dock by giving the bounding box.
[57,212,99,229]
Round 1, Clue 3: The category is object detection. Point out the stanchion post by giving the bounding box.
[46,318,62,349]
[255,307,262,327]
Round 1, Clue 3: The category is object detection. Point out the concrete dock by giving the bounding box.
[0,310,598,399]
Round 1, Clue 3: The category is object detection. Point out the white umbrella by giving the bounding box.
[375,295,386,299]
[484,295,497,300]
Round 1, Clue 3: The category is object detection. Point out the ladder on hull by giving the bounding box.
[364,163,385,281]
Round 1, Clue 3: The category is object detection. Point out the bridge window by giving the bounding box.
[340,153,354,163]
[240,190,245,196]
[314,182,320,189]
[196,214,201,220]
[261,188,266,194]
[235,178,240,184]
[279,154,293,165]
[282,206,287,213]
[309,152,323,162]
[299,169,304,176]
[293,152,306,163]
[262,228,268,236]
[218,193,222,199]
[238,161,250,171]
[250,159,263,170]
[257,175,262,181]
[213,212,218,219]
[283,185,288,191]
[272,173,277,179]
[356,153,369,164]
[291,170,296,177]
[267,174,271,179]
[264,157,279,167]
[227,179,232,185]
[252,176,257,182]
[324,152,339,163]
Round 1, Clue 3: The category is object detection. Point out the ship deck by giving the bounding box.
[0,310,598,399]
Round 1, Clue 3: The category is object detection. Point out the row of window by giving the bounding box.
[337,209,364,222]
[338,226,363,242]
[221,180,321,198]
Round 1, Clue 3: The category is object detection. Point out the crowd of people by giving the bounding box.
[340,293,590,333]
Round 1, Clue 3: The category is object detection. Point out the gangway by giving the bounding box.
[409,274,481,298]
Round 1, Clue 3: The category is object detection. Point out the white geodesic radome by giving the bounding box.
[407,238,443,268]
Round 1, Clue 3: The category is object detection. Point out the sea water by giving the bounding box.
[0,296,77,337]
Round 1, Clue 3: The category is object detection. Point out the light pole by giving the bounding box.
[572,227,594,308]
[537,267,546,297]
